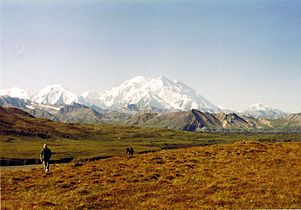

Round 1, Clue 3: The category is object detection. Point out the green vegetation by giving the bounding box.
[1,106,300,162]
[1,123,301,161]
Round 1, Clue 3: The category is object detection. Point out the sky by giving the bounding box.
[1,0,301,112]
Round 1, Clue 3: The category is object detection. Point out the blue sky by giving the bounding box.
[1,0,300,112]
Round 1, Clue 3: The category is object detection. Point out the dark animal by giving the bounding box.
[126,147,134,156]
[130,147,134,155]
[126,147,131,155]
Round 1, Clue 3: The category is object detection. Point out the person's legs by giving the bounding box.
[43,161,46,172]
[45,161,49,172]
[43,160,49,172]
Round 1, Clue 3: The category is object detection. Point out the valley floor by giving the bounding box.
[1,141,301,209]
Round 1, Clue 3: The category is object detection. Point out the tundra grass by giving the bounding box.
[1,141,301,209]
[1,123,300,160]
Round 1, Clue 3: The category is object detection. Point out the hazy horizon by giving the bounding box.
[1,0,301,113]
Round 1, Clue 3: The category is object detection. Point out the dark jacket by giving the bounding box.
[41,148,52,161]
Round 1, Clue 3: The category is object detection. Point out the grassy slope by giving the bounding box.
[2,141,301,209]
[1,124,301,160]
[1,106,301,161]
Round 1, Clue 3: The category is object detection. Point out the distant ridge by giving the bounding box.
[125,109,256,131]
[0,102,300,132]
[243,103,287,119]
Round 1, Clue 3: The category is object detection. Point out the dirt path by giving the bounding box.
[1,164,42,172]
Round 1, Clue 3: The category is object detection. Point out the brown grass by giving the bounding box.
[1,141,301,209]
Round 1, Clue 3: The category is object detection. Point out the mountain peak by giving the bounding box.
[43,84,69,91]
[96,76,221,112]
[157,76,174,82]
[32,84,79,105]
[128,76,147,83]
[244,103,286,119]
[132,75,146,80]
[248,103,269,110]
[0,87,30,100]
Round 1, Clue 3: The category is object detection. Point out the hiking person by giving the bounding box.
[40,144,52,173]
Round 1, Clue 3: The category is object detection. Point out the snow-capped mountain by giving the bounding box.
[1,78,292,118]
[32,84,84,106]
[243,103,287,119]
[81,91,101,106]
[0,95,32,109]
[85,76,221,112]
[0,87,31,100]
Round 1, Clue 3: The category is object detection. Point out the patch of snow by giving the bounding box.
[0,87,30,100]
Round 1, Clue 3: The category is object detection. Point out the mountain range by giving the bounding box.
[1,76,222,112]
[1,76,299,131]
[0,76,288,116]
